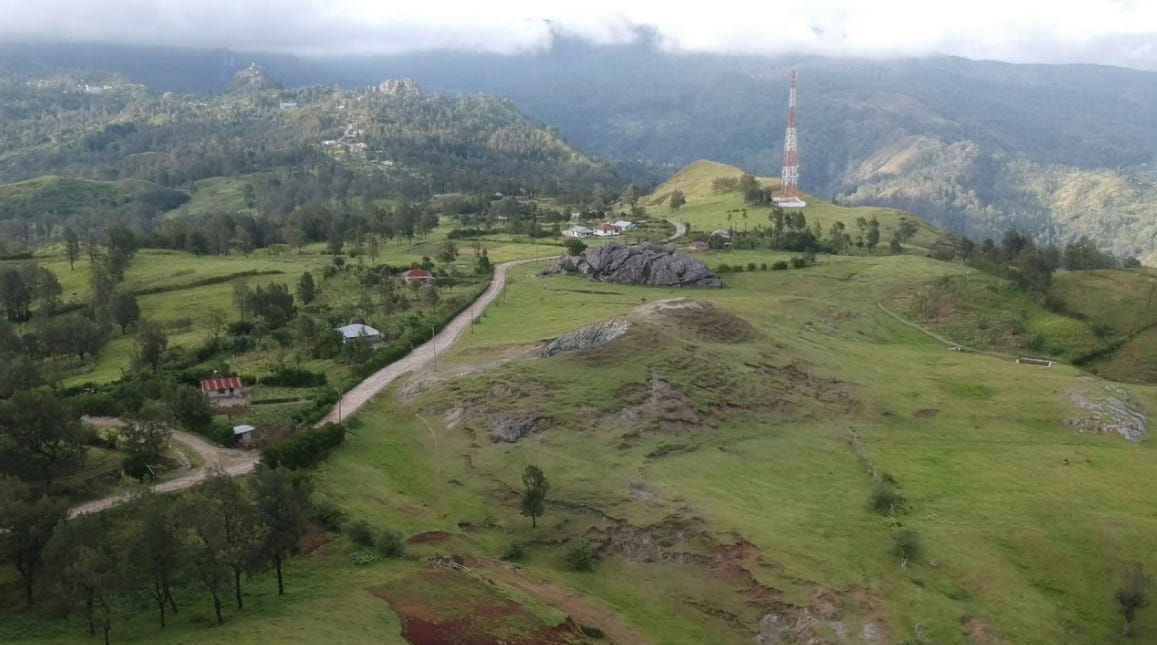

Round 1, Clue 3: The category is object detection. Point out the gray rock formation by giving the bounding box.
[543,242,724,288]
[490,415,547,443]
[539,320,629,358]
[228,63,281,92]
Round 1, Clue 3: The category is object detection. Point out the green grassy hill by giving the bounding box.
[649,160,942,251]
[0,175,188,224]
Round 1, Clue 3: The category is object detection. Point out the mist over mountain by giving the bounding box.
[4,39,1157,259]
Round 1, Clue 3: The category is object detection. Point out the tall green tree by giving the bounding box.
[1117,562,1151,637]
[132,319,168,373]
[0,476,69,606]
[0,388,89,487]
[250,468,313,596]
[296,271,316,306]
[46,513,127,642]
[109,291,140,334]
[194,472,263,613]
[129,493,186,628]
[63,226,81,270]
[520,465,549,528]
[122,401,174,464]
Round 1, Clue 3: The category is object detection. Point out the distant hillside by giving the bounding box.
[652,159,943,251]
[0,71,617,247]
[5,42,1157,258]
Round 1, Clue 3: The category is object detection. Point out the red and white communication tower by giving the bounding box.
[774,69,806,208]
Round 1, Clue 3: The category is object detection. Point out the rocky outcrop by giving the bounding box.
[228,63,281,92]
[539,320,629,358]
[544,242,724,288]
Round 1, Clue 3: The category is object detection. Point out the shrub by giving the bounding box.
[563,238,588,256]
[715,264,731,273]
[501,542,526,562]
[564,539,597,572]
[871,481,906,515]
[261,422,346,469]
[892,528,921,563]
[312,496,347,531]
[771,261,789,271]
[258,368,328,387]
[746,262,757,272]
[350,550,383,566]
[374,529,405,558]
[790,256,808,269]
[122,454,154,482]
[346,520,375,547]
[760,263,768,270]
[579,625,607,639]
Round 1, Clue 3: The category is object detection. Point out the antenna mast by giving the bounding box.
[774,69,806,208]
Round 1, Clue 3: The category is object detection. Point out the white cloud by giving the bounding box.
[0,0,1155,67]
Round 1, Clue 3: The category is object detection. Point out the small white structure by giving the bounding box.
[772,196,807,208]
[710,229,732,240]
[564,226,593,239]
[200,373,248,408]
[232,424,256,448]
[336,323,382,343]
[593,223,622,237]
[613,220,636,231]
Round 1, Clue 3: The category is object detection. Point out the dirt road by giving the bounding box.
[69,257,549,516]
[666,219,687,241]
[317,256,550,425]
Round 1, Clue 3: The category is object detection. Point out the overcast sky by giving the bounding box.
[2,0,1156,69]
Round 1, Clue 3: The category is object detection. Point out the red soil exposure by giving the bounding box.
[406,531,454,546]
[373,569,587,645]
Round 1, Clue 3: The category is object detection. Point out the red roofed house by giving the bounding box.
[688,240,710,252]
[593,223,622,237]
[400,268,435,284]
[200,371,248,408]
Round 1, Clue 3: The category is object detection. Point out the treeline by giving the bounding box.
[929,230,1122,295]
[0,468,328,643]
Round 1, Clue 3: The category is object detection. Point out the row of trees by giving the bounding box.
[0,468,315,643]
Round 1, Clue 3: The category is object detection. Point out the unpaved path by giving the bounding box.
[70,257,549,517]
[317,256,550,425]
[666,219,687,241]
[69,429,256,517]
[471,557,655,645]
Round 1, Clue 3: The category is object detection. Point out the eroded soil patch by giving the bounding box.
[373,568,586,645]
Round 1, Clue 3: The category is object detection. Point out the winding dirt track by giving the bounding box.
[69,257,550,517]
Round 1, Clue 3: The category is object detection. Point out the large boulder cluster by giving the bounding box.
[544,242,724,288]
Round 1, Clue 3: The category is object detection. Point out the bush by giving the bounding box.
[790,256,808,269]
[501,542,526,562]
[258,368,328,387]
[374,529,405,558]
[771,260,789,271]
[746,262,757,272]
[564,538,597,572]
[346,519,375,547]
[122,454,154,482]
[760,263,768,270]
[313,496,347,531]
[563,238,588,256]
[871,481,906,515]
[892,528,921,563]
[579,625,607,639]
[261,422,347,469]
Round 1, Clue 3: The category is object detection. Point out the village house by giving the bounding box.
[688,240,711,252]
[336,323,383,344]
[613,220,636,231]
[564,226,594,238]
[200,372,248,408]
[400,268,435,284]
[232,424,256,448]
[593,223,623,237]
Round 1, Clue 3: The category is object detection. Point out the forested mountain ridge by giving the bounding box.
[6,42,1157,260]
[0,68,616,250]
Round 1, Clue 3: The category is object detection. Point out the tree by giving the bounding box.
[166,384,213,434]
[63,226,81,270]
[520,465,549,528]
[122,401,175,465]
[282,226,306,253]
[46,513,126,642]
[563,238,587,256]
[195,473,262,611]
[0,476,69,606]
[866,218,881,253]
[438,239,458,264]
[129,493,186,628]
[109,292,140,334]
[0,268,32,322]
[668,189,686,211]
[205,307,228,342]
[1117,562,1151,637]
[0,388,88,487]
[296,271,317,306]
[250,468,313,596]
[133,319,168,373]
